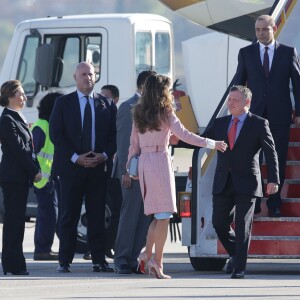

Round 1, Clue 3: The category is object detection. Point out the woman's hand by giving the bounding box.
[215,141,228,152]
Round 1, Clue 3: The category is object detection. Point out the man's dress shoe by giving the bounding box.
[93,261,114,272]
[4,270,29,275]
[115,264,132,274]
[268,208,281,218]
[57,264,71,273]
[225,257,234,274]
[231,270,245,279]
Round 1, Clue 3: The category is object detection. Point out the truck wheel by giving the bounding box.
[188,248,226,271]
[76,204,112,254]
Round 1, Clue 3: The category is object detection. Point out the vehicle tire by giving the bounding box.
[76,204,112,254]
[188,248,226,271]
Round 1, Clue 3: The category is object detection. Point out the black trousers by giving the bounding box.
[1,182,29,273]
[59,167,107,265]
[212,175,256,271]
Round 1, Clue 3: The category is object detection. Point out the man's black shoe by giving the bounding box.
[93,261,114,272]
[57,263,71,273]
[231,270,245,279]
[83,252,92,260]
[268,208,281,218]
[225,257,234,274]
[115,264,132,274]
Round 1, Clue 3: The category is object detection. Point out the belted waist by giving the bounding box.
[141,145,167,153]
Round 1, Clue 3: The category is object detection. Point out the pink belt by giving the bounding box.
[141,145,167,153]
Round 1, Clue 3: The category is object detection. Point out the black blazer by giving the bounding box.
[234,41,300,125]
[49,91,117,176]
[0,108,39,183]
[204,112,279,197]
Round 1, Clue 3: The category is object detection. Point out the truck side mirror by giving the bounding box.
[34,44,54,87]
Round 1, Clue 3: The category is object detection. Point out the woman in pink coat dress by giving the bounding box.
[127,74,227,279]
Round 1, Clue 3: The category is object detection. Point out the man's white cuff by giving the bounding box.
[71,153,79,163]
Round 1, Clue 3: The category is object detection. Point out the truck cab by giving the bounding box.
[0,13,174,123]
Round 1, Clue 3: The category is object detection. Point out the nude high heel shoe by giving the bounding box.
[138,252,149,274]
[148,258,171,279]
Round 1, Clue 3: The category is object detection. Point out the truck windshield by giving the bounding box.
[136,32,152,74]
[155,32,170,74]
[17,33,101,93]
[135,31,171,76]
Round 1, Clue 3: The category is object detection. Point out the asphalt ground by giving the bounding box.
[1,221,300,299]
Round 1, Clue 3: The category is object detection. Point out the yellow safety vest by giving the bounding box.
[32,119,54,189]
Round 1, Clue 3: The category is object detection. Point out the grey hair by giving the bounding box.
[229,85,252,107]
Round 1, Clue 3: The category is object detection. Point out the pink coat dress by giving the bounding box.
[127,111,214,216]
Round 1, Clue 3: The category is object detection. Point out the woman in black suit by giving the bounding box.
[0,80,42,275]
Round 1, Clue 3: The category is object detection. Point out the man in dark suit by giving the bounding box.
[49,62,117,273]
[82,84,121,261]
[204,85,279,278]
[112,71,154,274]
[234,14,300,217]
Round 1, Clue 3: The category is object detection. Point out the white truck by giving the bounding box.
[0,13,174,124]
[0,13,174,222]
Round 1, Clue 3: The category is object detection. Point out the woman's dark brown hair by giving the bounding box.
[0,80,22,107]
[133,74,174,134]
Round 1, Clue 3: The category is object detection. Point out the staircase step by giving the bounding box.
[255,198,300,217]
[217,237,300,255]
[261,162,300,179]
[252,217,300,236]
[287,143,300,160]
[249,237,300,255]
[281,180,300,198]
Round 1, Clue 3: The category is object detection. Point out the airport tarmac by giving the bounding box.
[0,221,300,299]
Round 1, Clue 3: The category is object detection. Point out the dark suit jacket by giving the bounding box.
[49,91,117,176]
[234,41,300,125]
[204,112,279,197]
[0,108,39,183]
